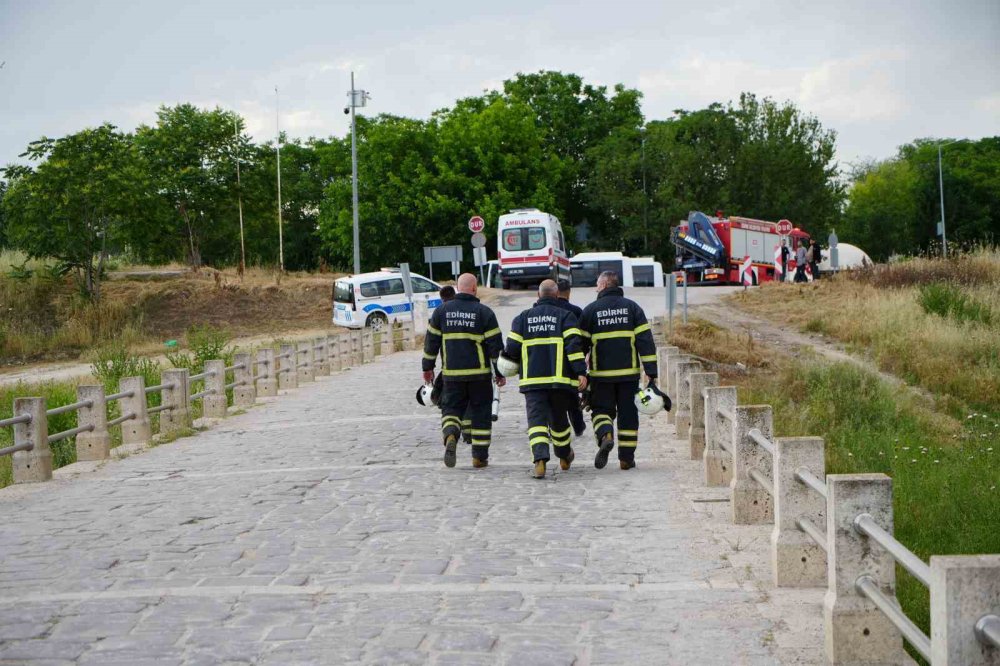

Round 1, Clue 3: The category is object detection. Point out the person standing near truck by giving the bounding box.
[422,274,505,469]
[578,271,658,470]
[795,243,808,283]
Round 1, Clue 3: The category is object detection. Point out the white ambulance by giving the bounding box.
[497,208,572,289]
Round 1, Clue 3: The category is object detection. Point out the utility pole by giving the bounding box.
[275,86,284,272]
[347,72,370,275]
[234,117,246,277]
[938,143,947,259]
[641,126,648,253]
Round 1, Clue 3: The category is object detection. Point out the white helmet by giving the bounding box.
[496,354,520,378]
[415,383,436,407]
[635,387,664,415]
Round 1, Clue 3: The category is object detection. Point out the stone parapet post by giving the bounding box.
[312,338,330,376]
[202,360,227,418]
[823,474,906,665]
[232,352,256,407]
[656,345,679,384]
[730,405,774,524]
[12,397,51,483]
[930,555,1000,666]
[160,368,191,433]
[771,437,826,587]
[665,354,691,426]
[256,348,278,397]
[703,386,736,487]
[74,385,110,461]
[688,372,717,460]
[674,360,702,438]
[297,342,315,383]
[118,376,152,448]
[278,344,298,390]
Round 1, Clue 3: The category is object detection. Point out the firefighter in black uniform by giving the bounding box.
[422,274,505,469]
[501,280,588,479]
[554,278,587,437]
[579,271,658,470]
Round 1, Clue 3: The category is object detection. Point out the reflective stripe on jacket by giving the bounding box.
[579,286,657,381]
[504,298,587,392]
[422,293,503,380]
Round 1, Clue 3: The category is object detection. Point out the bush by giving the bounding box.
[166,324,234,371]
[918,282,994,326]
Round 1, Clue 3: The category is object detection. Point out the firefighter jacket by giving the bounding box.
[579,286,658,382]
[422,293,503,381]
[503,297,588,393]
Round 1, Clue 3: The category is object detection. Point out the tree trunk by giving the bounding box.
[179,203,201,271]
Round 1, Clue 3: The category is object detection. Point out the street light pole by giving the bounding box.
[350,72,360,275]
[641,126,648,253]
[233,117,246,277]
[937,143,947,259]
[275,86,284,272]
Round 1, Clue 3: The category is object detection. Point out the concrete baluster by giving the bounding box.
[256,348,278,397]
[930,555,1000,666]
[75,385,110,461]
[823,474,907,664]
[730,404,774,524]
[279,344,298,390]
[687,372,717,460]
[119,376,152,449]
[656,345,679,384]
[665,354,691,426]
[771,437,826,587]
[12,397,51,483]
[202,360,227,418]
[354,330,364,365]
[703,386,736,486]
[232,352,256,406]
[674,360,702,438]
[328,335,342,372]
[313,338,330,376]
[297,342,315,383]
[160,368,191,433]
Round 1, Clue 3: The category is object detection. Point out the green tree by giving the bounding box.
[135,104,246,269]
[1,125,143,299]
[842,158,921,259]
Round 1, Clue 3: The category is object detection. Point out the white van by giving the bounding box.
[332,269,442,331]
[570,252,664,288]
[497,208,571,289]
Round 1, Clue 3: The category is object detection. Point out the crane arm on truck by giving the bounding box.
[671,211,726,268]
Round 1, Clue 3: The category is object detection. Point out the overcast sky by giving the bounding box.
[1,0,997,171]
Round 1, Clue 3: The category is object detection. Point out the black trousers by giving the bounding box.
[440,379,493,460]
[435,372,472,442]
[590,379,640,463]
[568,402,586,435]
[525,390,575,463]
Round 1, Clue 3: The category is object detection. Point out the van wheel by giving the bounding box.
[365,312,388,332]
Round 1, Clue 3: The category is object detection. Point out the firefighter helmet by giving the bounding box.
[635,380,671,415]
[416,383,436,407]
[496,354,520,378]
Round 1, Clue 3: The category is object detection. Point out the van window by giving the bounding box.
[359,282,379,298]
[633,266,654,287]
[378,278,404,296]
[503,227,547,252]
[333,281,354,303]
[571,260,623,287]
[411,277,437,293]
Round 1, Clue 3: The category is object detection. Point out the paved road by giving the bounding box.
[0,350,822,665]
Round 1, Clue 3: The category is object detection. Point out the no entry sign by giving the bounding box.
[468,216,485,233]
[776,219,793,235]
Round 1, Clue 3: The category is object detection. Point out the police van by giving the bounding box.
[332,269,443,331]
[497,208,571,289]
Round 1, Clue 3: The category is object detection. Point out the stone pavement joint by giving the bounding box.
[0,350,824,664]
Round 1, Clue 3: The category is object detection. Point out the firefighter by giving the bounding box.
[428,286,473,444]
[422,273,505,469]
[553,279,587,437]
[499,279,588,479]
[578,270,658,470]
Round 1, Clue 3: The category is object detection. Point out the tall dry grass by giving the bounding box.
[731,248,1000,416]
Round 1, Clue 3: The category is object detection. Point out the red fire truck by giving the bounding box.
[670,211,811,285]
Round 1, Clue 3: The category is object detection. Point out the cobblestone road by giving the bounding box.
[0,351,823,665]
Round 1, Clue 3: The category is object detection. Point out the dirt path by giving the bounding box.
[0,326,343,389]
[693,299,936,404]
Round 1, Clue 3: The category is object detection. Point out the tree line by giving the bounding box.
[1,70,995,299]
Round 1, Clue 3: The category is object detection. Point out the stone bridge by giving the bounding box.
[0,347,823,665]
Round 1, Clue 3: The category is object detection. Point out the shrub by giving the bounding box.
[90,343,162,408]
[918,282,994,326]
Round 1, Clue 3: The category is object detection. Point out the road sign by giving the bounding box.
[741,256,754,286]
[776,219,793,235]
[473,246,487,267]
[470,232,487,248]
[468,216,485,233]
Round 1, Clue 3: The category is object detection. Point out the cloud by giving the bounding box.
[798,49,909,123]
[974,93,1000,114]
